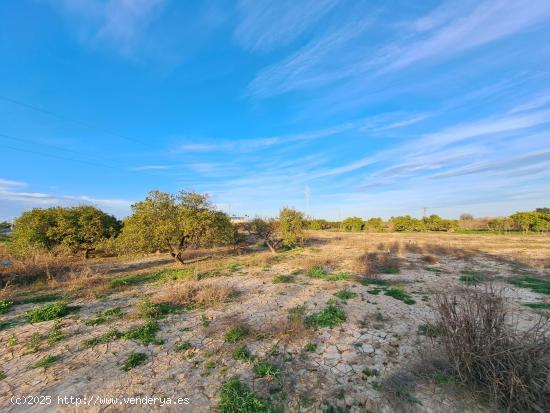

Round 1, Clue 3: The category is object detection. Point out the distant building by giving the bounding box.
[230,215,249,224]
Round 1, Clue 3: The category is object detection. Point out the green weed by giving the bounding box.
[459,270,484,285]
[510,276,550,295]
[218,377,270,413]
[123,321,163,345]
[304,342,317,352]
[85,307,122,326]
[523,302,550,309]
[253,362,280,380]
[136,300,181,319]
[272,275,295,284]
[385,287,416,305]
[81,328,122,349]
[305,300,346,328]
[232,346,254,361]
[122,352,147,371]
[26,303,76,323]
[174,341,192,352]
[33,355,56,369]
[0,300,13,314]
[224,326,248,343]
[334,290,357,300]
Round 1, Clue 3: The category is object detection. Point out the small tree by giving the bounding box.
[117,190,234,264]
[245,218,279,254]
[460,213,474,220]
[390,215,425,232]
[341,217,365,232]
[364,217,384,232]
[510,212,536,233]
[278,208,305,248]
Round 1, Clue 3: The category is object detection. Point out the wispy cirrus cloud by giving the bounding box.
[234,0,338,52]
[248,0,550,98]
[48,0,167,58]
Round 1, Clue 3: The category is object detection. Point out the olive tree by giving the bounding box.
[9,206,121,258]
[117,190,235,264]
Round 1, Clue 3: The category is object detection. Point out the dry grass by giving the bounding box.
[421,254,438,264]
[153,280,235,308]
[357,251,401,275]
[433,287,550,412]
[0,255,82,287]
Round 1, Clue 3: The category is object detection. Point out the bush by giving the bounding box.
[308,219,329,230]
[26,303,72,323]
[434,288,550,412]
[341,217,364,232]
[390,216,425,232]
[9,206,120,258]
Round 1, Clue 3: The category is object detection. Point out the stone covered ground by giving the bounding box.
[0,232,549,412]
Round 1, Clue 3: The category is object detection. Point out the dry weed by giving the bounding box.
[154,280,235,308]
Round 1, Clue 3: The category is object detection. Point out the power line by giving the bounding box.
[0,132,123,170]
[0,141,126,171]
[0,94,152,148]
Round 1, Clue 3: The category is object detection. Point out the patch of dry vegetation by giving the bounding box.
[433,287,550,412]
[153,280,235,308]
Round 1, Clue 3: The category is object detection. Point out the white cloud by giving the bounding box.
[234,0,337,52]
[49,0,167,57]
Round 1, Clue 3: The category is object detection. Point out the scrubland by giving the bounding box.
[1,231,549,412]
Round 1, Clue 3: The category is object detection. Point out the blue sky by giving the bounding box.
[1,0,550,220]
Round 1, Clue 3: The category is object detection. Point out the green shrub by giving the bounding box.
[224,326,248,343]
[0,300,13,314]
[272,275,295,284]
[232,346,254,361]
[385,287,416,305]
[305,300,346,328]
[253,362,280,379]
[340,217,364,232]
[334,290,357,300]
[218,377,270,413]
[26,303,73,323]
[123,321,163,345]
[122,352,148,371]
[33,355,56,369]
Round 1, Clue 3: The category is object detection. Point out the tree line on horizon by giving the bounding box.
[1,189,548,261]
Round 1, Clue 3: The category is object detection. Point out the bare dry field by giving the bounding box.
[1,231,549,412]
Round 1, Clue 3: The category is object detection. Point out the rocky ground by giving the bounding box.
[0,232,549,412]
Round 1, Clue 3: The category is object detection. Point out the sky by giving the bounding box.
[1,0,550,221]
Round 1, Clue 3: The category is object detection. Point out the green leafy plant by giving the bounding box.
[33,355,56,369]
[304,342,317,352]
[334,290,357,300]
[253,362,280,380]
[224,326,248,343]
[0,300,13,314]
[122,321,163,345]
[85,307,122,326]
[136,300,180,319]
[122,352,148,371]
[81,328,122,349]
[385,287,416,305]
[26,303,74,323]
[305,300,346,328]
[174,341,192,352]
[218,377,270,413]
[272,275,295,284]
[232,346,254,361]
